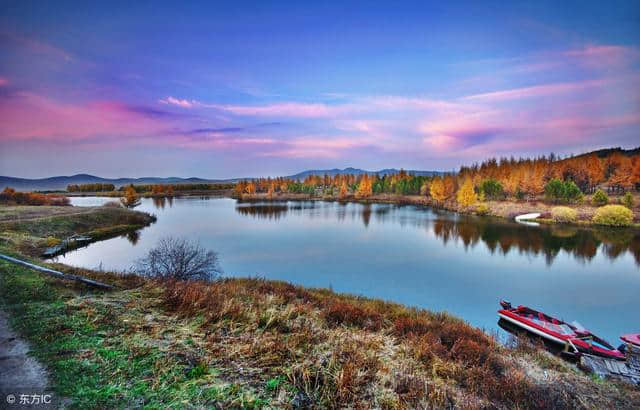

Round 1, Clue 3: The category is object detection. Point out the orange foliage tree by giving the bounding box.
[356,174,373,198]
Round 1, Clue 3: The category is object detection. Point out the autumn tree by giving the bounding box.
[121,185,141,208]
[234,181,246,197]
[443,176,457,200]
[609,155,633,191]
[456,178,478,207]
[245,181,256,195]
[339,180,348,199]
[430,177,446,202]
[584,154,604,191]
[632,156,640,188]
[356,174,372,198]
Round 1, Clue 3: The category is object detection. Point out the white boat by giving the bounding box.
[514,212,541,221]
[514,213,541,226]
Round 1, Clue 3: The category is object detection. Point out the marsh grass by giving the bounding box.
[161,278,640,409]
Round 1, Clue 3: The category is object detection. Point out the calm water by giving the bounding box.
[57,196,640,343]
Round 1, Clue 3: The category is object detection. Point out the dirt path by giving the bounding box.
[0,310,51,407]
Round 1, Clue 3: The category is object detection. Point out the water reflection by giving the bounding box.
[235,202,289,220]
[234,201,640,266]
[125,230,141,245]
[431,218,640,266]
[152,196,174,209]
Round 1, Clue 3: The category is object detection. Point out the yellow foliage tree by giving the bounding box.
[430,177,446,202]
[245,181,256,195]
[456,178,478,207]
[120,185,140,208]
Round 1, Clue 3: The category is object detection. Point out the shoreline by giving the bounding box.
[62,190,640,230]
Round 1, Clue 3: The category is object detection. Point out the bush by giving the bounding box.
[591,189,609,206]
[551,206,577,223]
[135,237,222,281]
[621,192,634,209]
[544,179,583,203]
[475,203,490,216]
[592,205,633,227]
[479,179,504,200]
[45,237,61,247]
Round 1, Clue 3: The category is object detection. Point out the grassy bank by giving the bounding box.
[0,205,156,257]
[1,205,639,408]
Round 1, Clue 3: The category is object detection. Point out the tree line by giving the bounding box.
[234,170,436,199]
[66,183,234,194]
[0,187,70,206]
[67,183,115,192]
[122,183,234,193]
[232,149,640,209]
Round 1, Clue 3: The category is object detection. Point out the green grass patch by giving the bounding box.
[0,261,271,409]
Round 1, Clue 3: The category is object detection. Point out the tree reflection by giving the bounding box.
[361,204,371,227]
[235,203,288,220]
[431,217,640,266]
[233,201,640,266]
[152,197,166,209]
[125,230,140,245]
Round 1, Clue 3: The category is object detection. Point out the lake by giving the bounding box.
[57,196,639,344]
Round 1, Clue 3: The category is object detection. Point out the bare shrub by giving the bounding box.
[136,237,222,281]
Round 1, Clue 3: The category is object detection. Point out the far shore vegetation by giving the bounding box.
[0,204,639,408]
[3,147,639,229]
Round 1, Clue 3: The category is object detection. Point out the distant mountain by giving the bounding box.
[286,168,445,180]
[1,168,445,191]
[1,168,449,191]
[0,174,229,192]
[568,146,640,160]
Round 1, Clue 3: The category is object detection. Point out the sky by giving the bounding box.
[1,1,639,178]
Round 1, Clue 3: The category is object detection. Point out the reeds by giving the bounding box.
[156,277,621,408]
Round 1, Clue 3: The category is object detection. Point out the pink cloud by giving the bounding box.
[461,79,609,102]
[159,96,196,108]
[0,31,73,62]
[168,134,278,150]
[564,45,640,68]
[216,102,350,118]
[258,137,371,159]
[0,92,174,141]
[0,77,7,86]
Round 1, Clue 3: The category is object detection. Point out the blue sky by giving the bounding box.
[1,1,639,178]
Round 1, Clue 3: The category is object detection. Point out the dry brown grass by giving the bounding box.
[157,278,640,409]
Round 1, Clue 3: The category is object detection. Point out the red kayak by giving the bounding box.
[498,300,625,360]
[621,333,640,348]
